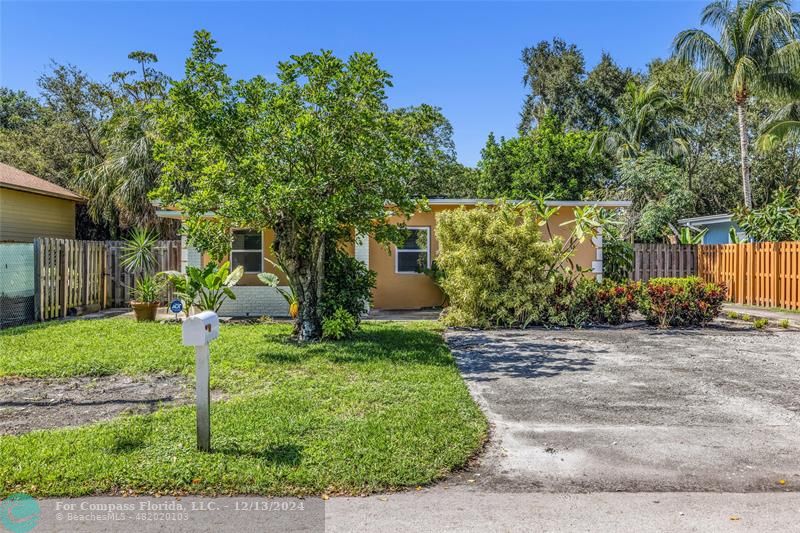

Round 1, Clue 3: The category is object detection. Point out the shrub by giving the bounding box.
[436,201,568,328]
[436,198,623,328]
[602,226,634,283]
[726,311,741,320]
[742,314,752,322]
[322,307,358,340]
[638,277,726,328]
[753,318,769,329]
[589,280,641,325]
[779,319,790,329]
[320,245,376,324]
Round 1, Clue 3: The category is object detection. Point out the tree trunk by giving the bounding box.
[273,224,325,341]
[736,100,753,209]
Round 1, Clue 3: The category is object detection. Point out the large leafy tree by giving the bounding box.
[477,114,612,199]
[673,0,800,208]
[153,31,435,340]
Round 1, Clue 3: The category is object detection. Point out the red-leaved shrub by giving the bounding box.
[639,277,726,328]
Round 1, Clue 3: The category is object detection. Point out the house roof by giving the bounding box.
[155,198,632,219]
[678,213,733,226]
[425,198,632,207]
[0,162,84,202]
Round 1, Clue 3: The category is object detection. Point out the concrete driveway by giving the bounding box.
[445,325,800,492]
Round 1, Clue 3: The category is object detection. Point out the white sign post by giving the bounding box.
[182,311,220,452]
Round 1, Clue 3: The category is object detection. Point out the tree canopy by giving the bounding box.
[152,31,447,339]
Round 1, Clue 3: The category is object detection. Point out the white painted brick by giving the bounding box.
[216,286,291,317]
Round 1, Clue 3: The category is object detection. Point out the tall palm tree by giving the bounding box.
[673,0,800,208]
[591,81,687,160]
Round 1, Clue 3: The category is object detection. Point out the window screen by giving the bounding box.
[231,230,262,273]
[395,228,429,273]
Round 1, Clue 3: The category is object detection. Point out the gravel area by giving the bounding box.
[446,324,800,492]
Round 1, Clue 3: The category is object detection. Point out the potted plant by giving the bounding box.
[130,274,164,321]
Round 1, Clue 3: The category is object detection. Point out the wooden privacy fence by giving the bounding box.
[34,239,181,321]
[632,243,697,282]
[698,241,800,310]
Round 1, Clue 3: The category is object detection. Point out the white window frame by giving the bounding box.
[395,226,431,274]
[230,229,263,274]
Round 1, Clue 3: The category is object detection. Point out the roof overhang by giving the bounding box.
[0,182,85,203]
[424,198,631,207]
[156,198,632,219]
[678,214,733,226]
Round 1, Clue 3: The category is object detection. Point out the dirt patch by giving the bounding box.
[0,375,196,435]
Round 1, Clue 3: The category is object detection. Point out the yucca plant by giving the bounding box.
[120,227,160,273]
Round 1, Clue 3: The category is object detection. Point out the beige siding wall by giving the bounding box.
[0,188,76,242]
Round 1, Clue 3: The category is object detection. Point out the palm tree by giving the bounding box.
[77,51,166,230]
[591,81,687,160]
[756,101,800,149]
[673,0,800,208]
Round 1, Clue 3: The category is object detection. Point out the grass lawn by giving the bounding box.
[0,319,486,497]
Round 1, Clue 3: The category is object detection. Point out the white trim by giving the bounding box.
[395,226,431,274]
[423,199,632,207]
[230,229,264,274]
[678,213,733,225]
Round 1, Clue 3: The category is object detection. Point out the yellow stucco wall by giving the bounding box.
[198,206,598,309]
[204,229,356,287]
[369,204,597,310]
[0,188,76,242]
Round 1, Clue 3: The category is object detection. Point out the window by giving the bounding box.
[231,230,262,273]
[395,227,430,274]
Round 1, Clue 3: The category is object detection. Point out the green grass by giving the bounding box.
[0,319,487,497]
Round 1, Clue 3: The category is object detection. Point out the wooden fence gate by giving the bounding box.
[698,241,800,310]
[34,239,181,321]
[631,243,697,282]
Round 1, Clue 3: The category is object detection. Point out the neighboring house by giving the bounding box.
[157,199,630,315]
[678,214,744,244]
[0,163,84,242]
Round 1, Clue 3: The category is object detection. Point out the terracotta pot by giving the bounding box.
[131,301,159,322]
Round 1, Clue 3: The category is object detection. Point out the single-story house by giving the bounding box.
[678,214,744,244]
[157,199,631,315]
[0,162,84,242]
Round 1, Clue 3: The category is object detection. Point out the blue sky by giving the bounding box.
[2,1,716,165]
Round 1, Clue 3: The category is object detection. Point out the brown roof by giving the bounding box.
[0,162,84,202]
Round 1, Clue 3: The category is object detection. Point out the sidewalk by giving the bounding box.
[722,303,800,327]
[31,491,800,532]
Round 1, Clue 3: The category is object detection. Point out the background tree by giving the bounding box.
[77,51,168,231]
[477,114,612,199]
[673,0,800,208]
[592,81,687,160]
[519,38,585,132]
[153,31,435,340]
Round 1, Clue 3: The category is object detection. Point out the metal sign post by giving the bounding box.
[182,311,219,452]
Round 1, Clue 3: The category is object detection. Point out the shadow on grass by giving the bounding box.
[215,443,302,465]
[110,419,154,454]
[254,327,453,367]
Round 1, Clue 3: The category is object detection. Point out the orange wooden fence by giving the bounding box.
[698,242,800,310]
